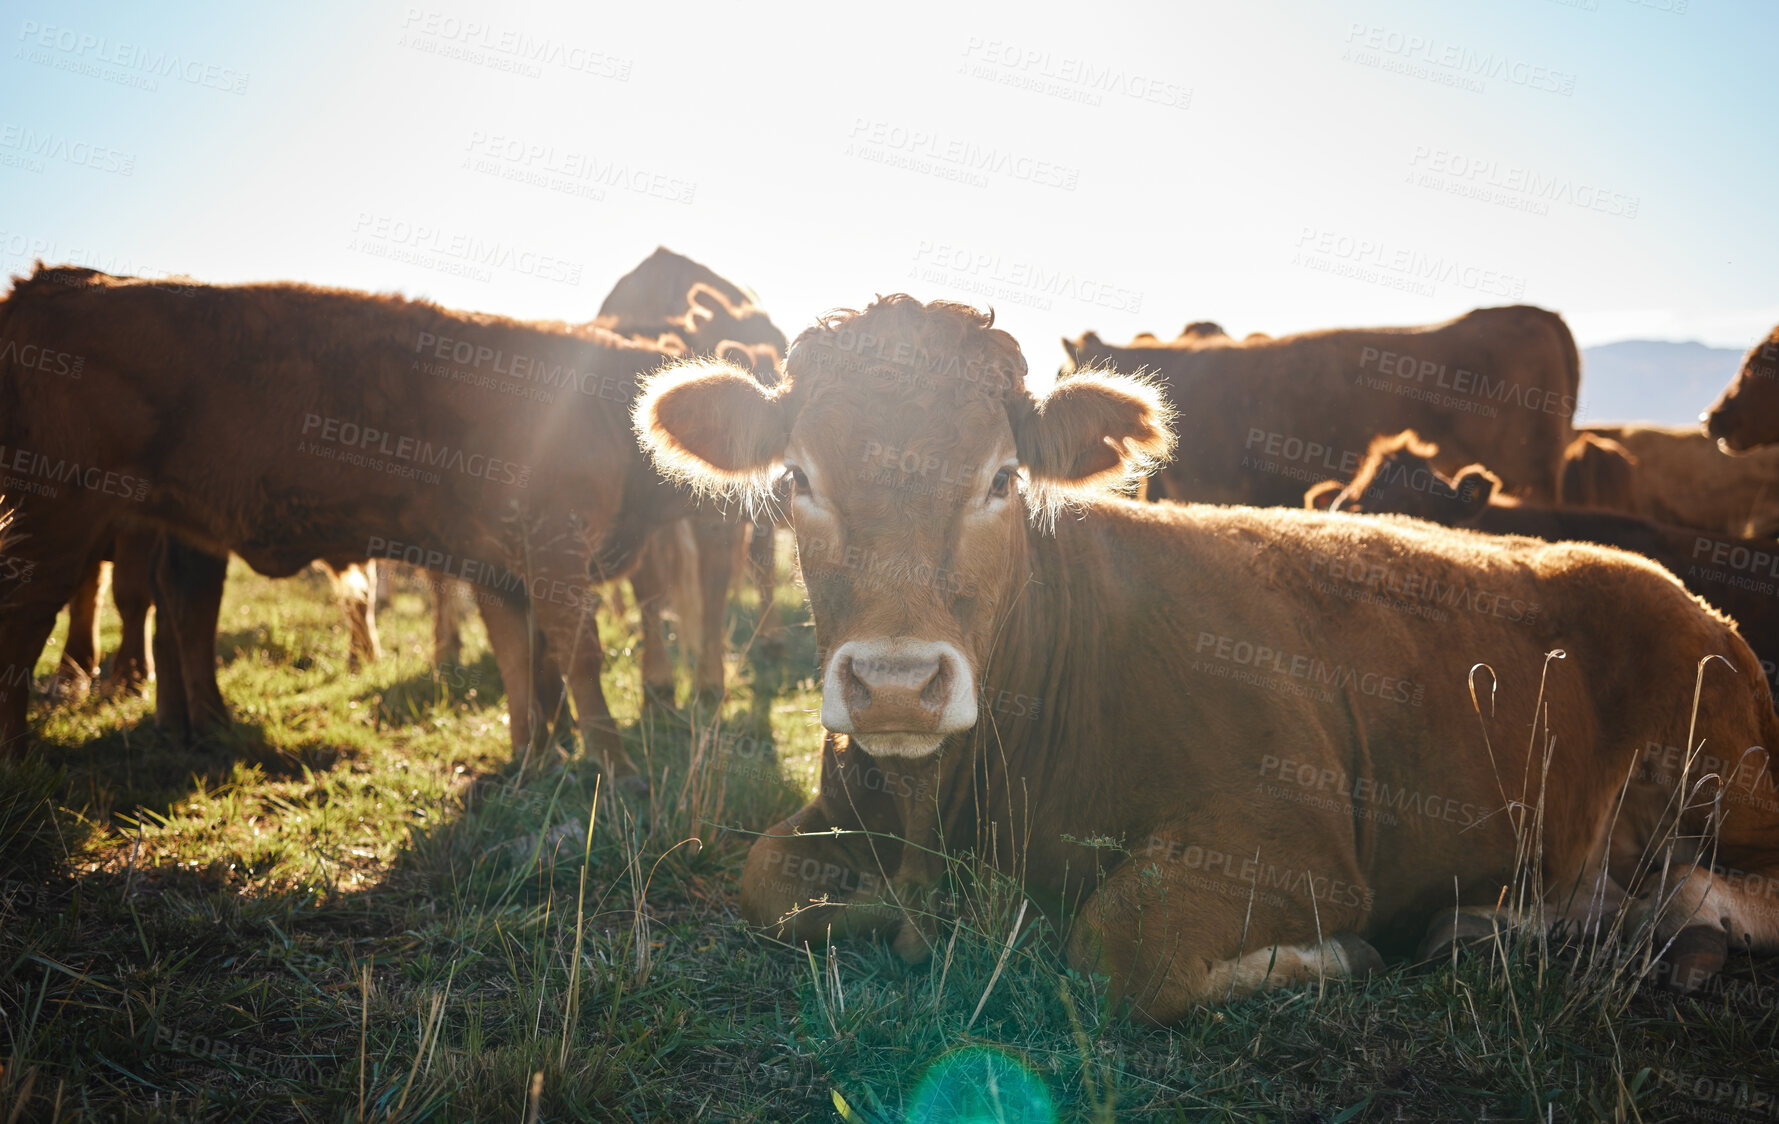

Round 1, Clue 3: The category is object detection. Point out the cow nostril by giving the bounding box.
[919,659,950,710]
[841,656,873,710]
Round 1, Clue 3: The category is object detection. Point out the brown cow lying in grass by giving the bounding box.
[1063,305,1578,505]
[635,294,1779,1021]
[1312,431,1779,701]
[0,265,678,792]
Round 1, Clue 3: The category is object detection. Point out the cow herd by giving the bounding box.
[4,255,1779,1024]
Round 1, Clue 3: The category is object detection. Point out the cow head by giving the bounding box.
[1704,326,1779,453]
[637,295,1172,757]
[1322,431,1498,526]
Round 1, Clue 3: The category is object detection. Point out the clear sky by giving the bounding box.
[2,0,1773,378]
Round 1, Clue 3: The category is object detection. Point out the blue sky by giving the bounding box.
[1,0,1773,375]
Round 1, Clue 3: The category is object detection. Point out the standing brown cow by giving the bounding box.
[0,265,678,792]
[636,294,1779,1021]
[1063,305,1578,506]
[1704,324,1779,452]
[1570,423,1779,538]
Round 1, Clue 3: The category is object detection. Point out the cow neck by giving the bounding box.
[948,500,1106,885]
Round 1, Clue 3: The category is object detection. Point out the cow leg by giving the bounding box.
[1065,822,1379,1024]
[432,577,464,668]
[1634,854,1779,994]
[479,589,543,754]
[326,561,380,671]
[529,584,642,794]
[47,556,105,702]
[690,517,738,710]
[628,542,676,714]
[150,535,229,740]
[749,519,780,654]
[740,802,908,946]
[106,528,156,695]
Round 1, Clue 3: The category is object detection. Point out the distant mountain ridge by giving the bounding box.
[1576,339,1748,427]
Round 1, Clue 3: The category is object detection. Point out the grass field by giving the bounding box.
[4,552,1779,1122]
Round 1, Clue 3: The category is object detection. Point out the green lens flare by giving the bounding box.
[906,1046,1057,1124]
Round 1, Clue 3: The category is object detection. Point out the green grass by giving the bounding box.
[3,556,1778,1121]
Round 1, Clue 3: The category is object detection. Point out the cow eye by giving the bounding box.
[785,464,812,499]
[989,467,1013,500]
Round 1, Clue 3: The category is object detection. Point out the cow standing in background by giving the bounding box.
[0,265,680,793]
[1567,423,1779,538]
[637,294,1779,1020]
[1703,323,1779,452]
[416,247,789,713]
[1064,305,1578,505]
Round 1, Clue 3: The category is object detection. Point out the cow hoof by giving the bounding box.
[641,683,678,717]
[1416,909,1508,961]
[893,919,934,965]
[1329,932,1385,978]
[1659,924,1728,994]
[614,774,652,802]
[690,686,726,713]
[46,671,92,703]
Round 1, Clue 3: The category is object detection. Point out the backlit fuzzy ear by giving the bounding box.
[1450,465,1502,517]
[1015,371,1175,512]
[1060,336,1083,370]
[634,358,789,501]
[1304,479,1343,510]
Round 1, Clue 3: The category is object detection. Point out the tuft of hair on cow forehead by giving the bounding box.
[783,294,1030,407]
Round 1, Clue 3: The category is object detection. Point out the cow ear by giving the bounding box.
[1060,336,1082,369]
[1451,466,1500,516]
[635,358,789,498]
[1304,480,1343,511]
[1015,373,1175,505]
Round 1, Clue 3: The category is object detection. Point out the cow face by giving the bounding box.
[1704,327,1779,453]
[1325,431,1497,526]
[637,295,1172,757]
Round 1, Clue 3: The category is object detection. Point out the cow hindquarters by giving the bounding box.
[1066,822,1380,1024]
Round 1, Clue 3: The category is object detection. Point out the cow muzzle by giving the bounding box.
[820,639,976,757]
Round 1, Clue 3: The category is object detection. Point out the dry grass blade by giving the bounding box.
[966,899,1029,1032]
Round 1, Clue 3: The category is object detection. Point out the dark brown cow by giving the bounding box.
[0,265,675,790]
[1318,431,1779,700]
[1063,305,1579,506]
[1559,432,1643,512]
[1578,423,1779,538]
[1704,324,1779,452]
[637,294,1779,1021]
[596,248,787,708]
